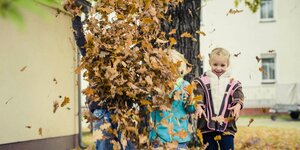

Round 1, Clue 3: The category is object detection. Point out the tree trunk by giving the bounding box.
[161,0,202,82]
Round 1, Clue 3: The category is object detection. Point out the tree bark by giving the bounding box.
[161,0,202,82]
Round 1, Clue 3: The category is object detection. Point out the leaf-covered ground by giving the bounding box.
[81,115,300,149]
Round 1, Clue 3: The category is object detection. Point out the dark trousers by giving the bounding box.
[203,132,234,150]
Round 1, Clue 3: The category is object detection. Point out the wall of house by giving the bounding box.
[0,7,79,148]
[200,0,300,107]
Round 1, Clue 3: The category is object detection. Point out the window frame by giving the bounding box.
[259,0,275,22]
[261,53,276,84]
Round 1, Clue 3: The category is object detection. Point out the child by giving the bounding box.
[193,48,244,150]
[149,50,195,149]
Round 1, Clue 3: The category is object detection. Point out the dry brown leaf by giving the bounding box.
[38,128,42,136]
[20,66,27,72]
[61,96,70,107]
[53,101,59,113]
[180,32,193,38]
[169,29,177,35]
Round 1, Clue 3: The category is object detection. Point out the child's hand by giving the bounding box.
[228,103,242,120]
[196,105,207,120]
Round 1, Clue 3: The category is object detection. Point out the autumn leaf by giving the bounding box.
[212,116,226,123]
[226,9,243,16]
[141,17,153,24]
[234,52,241,57]
[38,128,42,136]
[197,53,203,60]
[100,123,111,130]
[268,49,275,53]
[214,135,222,141]
[156,38,169,44]
[256,56,261,63]
[168,29,176,35]
[248,118,254,127]
[174,129,188,139]
[180,32,193,38]
[196,30,206,36]
[140,99,152,106]
[20,66,27,72]
[169,37,177,47]
[61,96,70,107]
[53,101,59,113]
[25,125,31,128]
[53,78,57,84]
[93,129,104,141]
[186,81,196,95]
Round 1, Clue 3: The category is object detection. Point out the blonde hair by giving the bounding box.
[209,47,230,65]
[169,49,189,76]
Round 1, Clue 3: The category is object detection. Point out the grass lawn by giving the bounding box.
[82,115,300,149]
[235,115,300,149]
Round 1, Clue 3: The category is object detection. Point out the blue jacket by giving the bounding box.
[149,78,195,143]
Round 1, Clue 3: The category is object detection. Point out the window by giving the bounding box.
[260,0,274,21]
[261,53,276,83]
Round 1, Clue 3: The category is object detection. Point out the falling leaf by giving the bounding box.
[140,99,152,105]
[38,128,43,136]
[156,38,169,44]
[100,123,111,130]
[168,29,176,35]
[169,37,177,47]
[268,50,275,53]
[248,118,254,127]
[61,96,70,107]
[20,66,27,72]
[25,126,31,129]
[196,30,206,36]
[226,9,243,16]
[174,129,188,139]
[53,101,59,113]
[261,107,268,113]
[5,97,13,104]
[186,81,196,95]
[256,56,261,63]
[93,129,104,141]
[53,78,58,84]
[180,32,193,38]
[234,52,241,57]
[188,8,193,17]
[197,53,203,60]
[212,116,226,123]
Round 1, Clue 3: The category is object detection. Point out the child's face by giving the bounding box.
[209,55,229,77]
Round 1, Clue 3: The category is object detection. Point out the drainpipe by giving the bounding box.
[77,52,87,149]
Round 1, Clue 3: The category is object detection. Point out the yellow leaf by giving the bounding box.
[140,99,152,105]
[186,81,196,95]
[193,95,203,102]
[180,32,193,38]
[141,17,153,24]
[169,37,177,47]
[100,123,111,130]
[61,96,70,107]
[196,30,206,36]
[156,38,169,44]
[169,29,177,35]
[93,129,104,141]
[145,76,153,85]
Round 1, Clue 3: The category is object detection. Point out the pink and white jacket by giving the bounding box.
[193,70,244,135]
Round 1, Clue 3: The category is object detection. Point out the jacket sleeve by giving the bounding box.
[72,16,86,57]
[232,86,244,109]
[193,82,205,108]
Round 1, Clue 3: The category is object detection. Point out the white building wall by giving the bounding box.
[200,0,300,107]
[0,9,79,144]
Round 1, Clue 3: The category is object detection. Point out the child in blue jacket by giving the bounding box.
[149,50,195,149]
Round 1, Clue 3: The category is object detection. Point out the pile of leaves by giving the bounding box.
[64,0,190,148]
